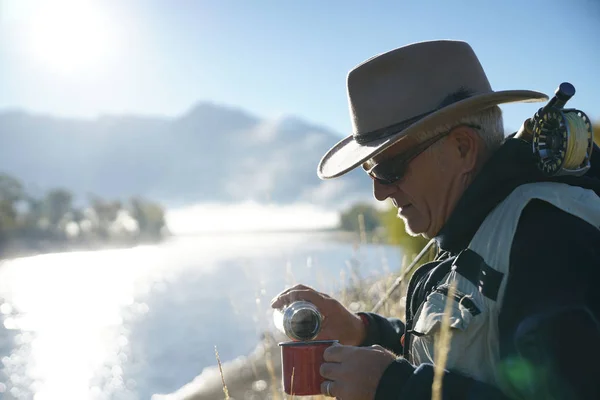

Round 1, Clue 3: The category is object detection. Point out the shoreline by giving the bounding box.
[152,331,288,400]
[0,229,365,262]
[0,236,165,261]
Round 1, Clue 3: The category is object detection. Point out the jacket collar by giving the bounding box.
[434,138,600,254]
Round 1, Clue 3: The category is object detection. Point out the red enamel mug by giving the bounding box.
[279,340,338,396]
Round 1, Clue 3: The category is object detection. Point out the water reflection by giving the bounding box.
[0,233,402,399]
[0,246,162,400]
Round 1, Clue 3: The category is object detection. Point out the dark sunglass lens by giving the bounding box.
[372,163,405,185]
[368,136,443,185]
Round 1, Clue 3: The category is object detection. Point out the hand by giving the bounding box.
[271,284,366,346]
[320,343,396,400]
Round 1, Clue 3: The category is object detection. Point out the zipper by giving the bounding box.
[402,250,451,359]
[401,261,438,358]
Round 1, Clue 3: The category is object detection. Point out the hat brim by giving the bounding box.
[317,90,548,179]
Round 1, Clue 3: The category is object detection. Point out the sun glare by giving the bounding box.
[26,0,116,75]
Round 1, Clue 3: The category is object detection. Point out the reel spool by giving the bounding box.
[518,82,594,177]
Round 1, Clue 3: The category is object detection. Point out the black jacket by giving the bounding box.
[359,138,600,400]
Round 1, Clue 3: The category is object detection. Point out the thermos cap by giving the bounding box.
[282,301,322,341]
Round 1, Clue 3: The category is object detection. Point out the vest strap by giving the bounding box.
[434,286,481,316]
[451,249,504,301]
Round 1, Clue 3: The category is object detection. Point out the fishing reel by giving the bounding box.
[516,82,594,177]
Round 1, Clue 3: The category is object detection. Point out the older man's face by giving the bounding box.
[369,126,483,238]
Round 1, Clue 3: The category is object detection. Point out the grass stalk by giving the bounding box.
[432,281,457,400]
[358,213,367,245]
[215,345,230,400]
[290,367,295,400]
[265,346,281,400]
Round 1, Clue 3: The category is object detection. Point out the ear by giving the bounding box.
[448,126,483,173]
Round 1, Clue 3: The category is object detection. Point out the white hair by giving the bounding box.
[419,106,505,154]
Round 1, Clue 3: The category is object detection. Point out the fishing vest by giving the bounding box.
[408,182,600,396]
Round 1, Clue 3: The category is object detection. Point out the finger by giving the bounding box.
[271,289,310,309]
[320,380,336,398]
[271,289,325,309]
[319,362,342,380]
[270,284,335,307]
[323,343,350,363]
[281,284,313,295]
[371,344,398,357]
[272,284,313,300]
[270,285,314,307]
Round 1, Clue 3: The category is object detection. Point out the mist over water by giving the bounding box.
[165,202,341,234]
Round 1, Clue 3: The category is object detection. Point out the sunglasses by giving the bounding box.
[362,124,481,185]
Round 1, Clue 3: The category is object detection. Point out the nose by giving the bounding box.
[373,180,399,202]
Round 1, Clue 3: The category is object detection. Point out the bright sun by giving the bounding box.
[26,0,116,75]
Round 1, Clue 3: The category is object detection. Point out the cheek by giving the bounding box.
[403,165,447,218]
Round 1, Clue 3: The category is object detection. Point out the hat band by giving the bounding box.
[353,109,435,144]
[352,88,476,145]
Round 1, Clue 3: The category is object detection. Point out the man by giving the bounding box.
[271,40,600,400]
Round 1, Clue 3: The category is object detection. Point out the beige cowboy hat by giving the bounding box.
[317,39,549,179]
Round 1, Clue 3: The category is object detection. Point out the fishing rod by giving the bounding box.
[370,238,436,313]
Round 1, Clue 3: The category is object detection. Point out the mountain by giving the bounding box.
[0,103,373,209]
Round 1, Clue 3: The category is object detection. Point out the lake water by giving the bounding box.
[0,232,404,400]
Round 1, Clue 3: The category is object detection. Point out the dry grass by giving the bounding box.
[290,368,295,399]
[432,281,457,400]
[212,218,448,400]
[264,345,282,400]
[215,346,230,400]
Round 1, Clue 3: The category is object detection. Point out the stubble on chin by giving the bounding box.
[397,214,421,238]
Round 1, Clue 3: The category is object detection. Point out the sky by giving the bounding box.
[0,0,599,137]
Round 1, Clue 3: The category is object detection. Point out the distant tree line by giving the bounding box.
[0,172,168,259]
[339,202,429,256]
